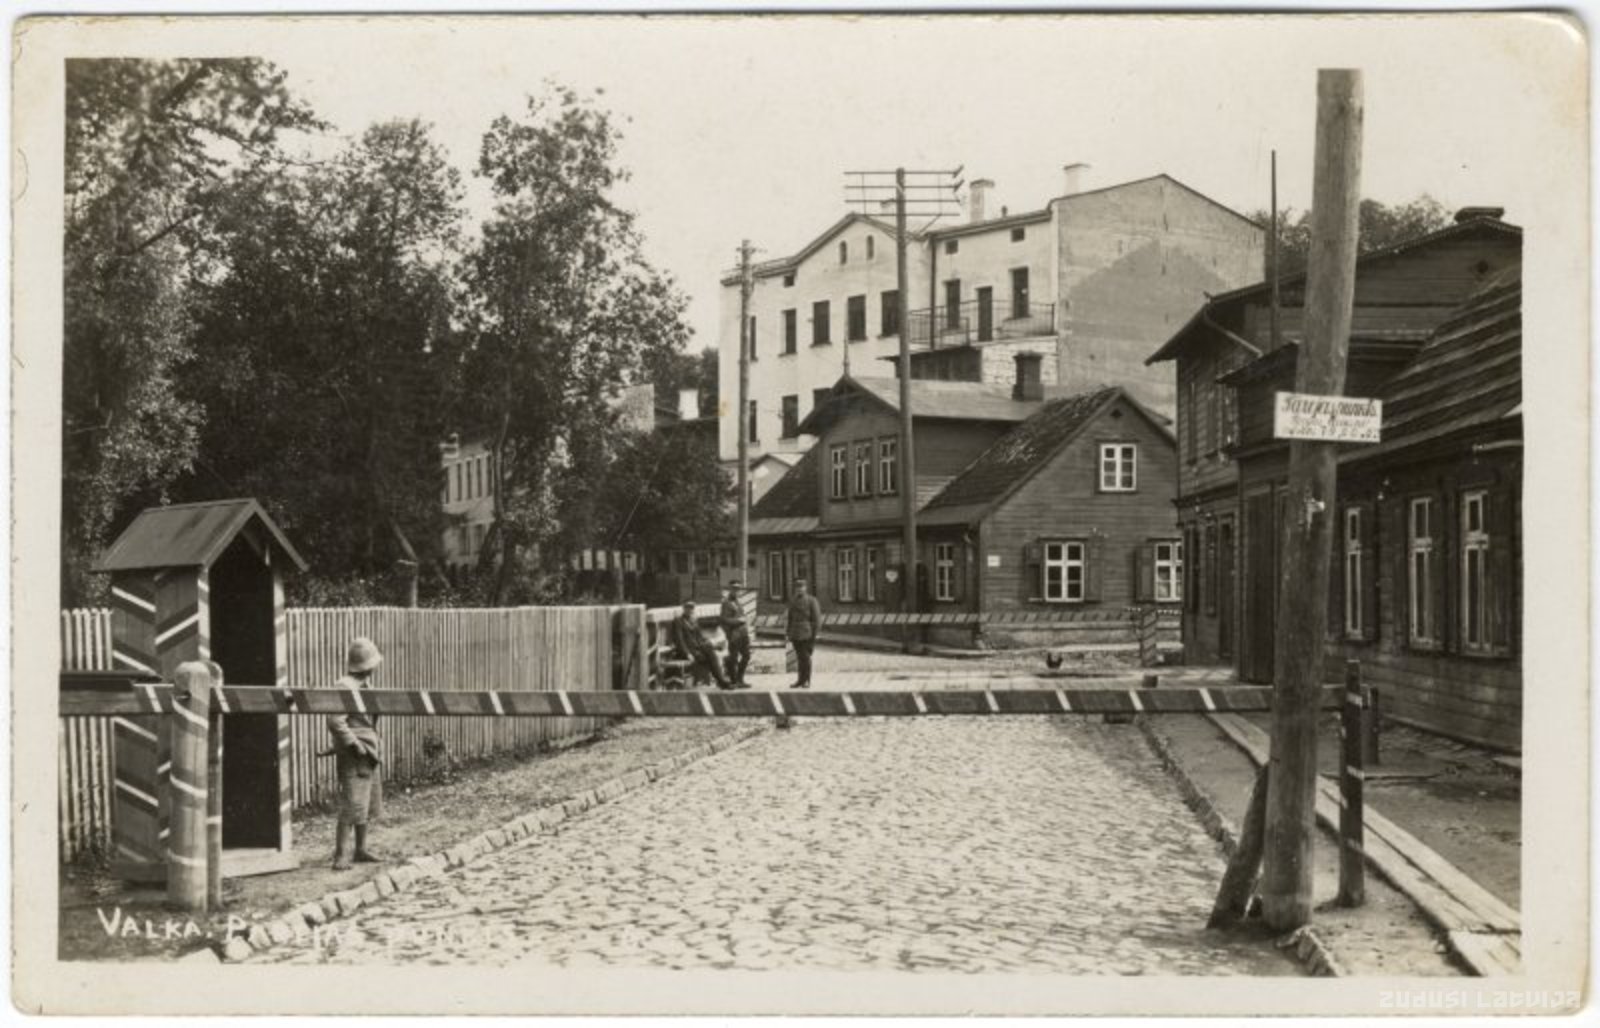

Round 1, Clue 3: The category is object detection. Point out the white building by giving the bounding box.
[717,165,1266,464]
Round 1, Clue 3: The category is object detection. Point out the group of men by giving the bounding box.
[669,579,821,691]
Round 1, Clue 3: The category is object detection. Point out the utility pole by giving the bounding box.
[844,166,962,652]
[736,240,754,585]
[1260,68,1364,930]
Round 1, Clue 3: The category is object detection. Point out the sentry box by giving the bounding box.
[95,499,308,880]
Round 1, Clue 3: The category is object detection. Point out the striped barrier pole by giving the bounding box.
[166,662,212,912]
[1337,660,1367,908]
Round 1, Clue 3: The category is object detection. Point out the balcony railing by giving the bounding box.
[906,297,1055,349]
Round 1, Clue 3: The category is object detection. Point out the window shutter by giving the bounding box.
[825,547,838,602]
[1086,534,1105,602]
[1359,501,1378,642]
[1434,493,1453,651]
[1132,544,1152,603]
[1023,541,1042,601]
[1391,499,1411,644]
[1486,489,1515,654]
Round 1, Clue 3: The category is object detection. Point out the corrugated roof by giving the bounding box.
[924,387,1123,514]
[750,445,820,521]
[94,498,308,574]
[1347,270,1521,462]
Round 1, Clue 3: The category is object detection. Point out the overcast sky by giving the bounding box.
[237,13,1582,354]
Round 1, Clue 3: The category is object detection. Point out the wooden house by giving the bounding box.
[748,356,1181,647]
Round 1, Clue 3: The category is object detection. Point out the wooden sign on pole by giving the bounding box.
[1273,392,1382,443]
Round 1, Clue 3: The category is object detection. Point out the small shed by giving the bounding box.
[95,499,308,879]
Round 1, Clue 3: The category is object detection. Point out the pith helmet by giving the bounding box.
[347,637,384,674]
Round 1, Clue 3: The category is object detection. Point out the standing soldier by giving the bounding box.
[720,583,752,687]
[786,579,823,690]
[328,636,384,870]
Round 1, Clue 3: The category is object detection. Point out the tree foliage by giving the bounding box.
[455,86,692,603]
[1252,195,1454,276]
[62,58,318,603]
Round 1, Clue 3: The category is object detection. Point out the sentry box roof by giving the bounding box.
[94,498,308,574]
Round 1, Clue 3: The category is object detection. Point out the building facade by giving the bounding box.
[718,168,1265,465]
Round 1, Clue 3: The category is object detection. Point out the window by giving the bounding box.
[944,239,959,255]
[830,445,848,499]
[935,543,956,601]
[1408,497,1439,647]
[767,551,786,600]
[880,290,900,336]
[782,309,797,354]
[748,400,759,443]
[1010,267,1030,318]
[839,241,848,264]
[847,294,867,341]
[1462,491,1490,652]
[782,272,795,288]
[1011,227,1026,242]
[1043,541,1085,603]
[747,316,758,362]
[943,279,961,329]
[1099,444,1137,491]
[1344,507,1364,637]
[1154,540,1183,603]
[812,300,831,345]
[878,437,898,494]
[780,395,799,439]
[866,236,875,260]
[1219,374,1237,449]
[837,547,857,602]
[864,547,880,602]
[854,441,873,496]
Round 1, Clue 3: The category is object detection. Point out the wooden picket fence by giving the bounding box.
[57,606,614,863]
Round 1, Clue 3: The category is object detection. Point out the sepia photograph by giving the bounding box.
[10,7,1590,1016]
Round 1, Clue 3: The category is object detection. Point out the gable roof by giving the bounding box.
[750,444,820,521]
[1145,215,1523,366]
[1055,173,1262,228]
[799,375,1039,436]
[1345,267,1521,463]
[923,386,1174,520]
[95,498,308,574]
[720,212,910,286]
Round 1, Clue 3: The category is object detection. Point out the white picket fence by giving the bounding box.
[57,606,613,863]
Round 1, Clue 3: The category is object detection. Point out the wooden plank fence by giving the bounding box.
[57,606,615,863]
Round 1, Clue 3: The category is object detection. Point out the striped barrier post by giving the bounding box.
[166,662,212,912]
[204,660,224,907]
[1337,660,1367,908]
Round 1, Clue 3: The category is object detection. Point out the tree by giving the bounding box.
[1253,195,1453,276]
[643,345,720,418]
[457,85,692,603]
[178,119,465,602]
[62,58,318,603]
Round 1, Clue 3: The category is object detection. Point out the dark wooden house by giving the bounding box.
[748,358,1181,647]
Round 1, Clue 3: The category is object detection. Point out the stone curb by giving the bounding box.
[1135,717,1347,978]
[217,721,771,963]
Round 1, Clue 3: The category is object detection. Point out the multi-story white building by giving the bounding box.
[439,434,496,569]
[717,165,1266,465]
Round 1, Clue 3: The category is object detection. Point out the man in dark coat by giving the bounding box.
[328,636,384,869]
[671,601,734,689]
[720,584,752,687]
[785,579,823,689]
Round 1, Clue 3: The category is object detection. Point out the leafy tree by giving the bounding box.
[62,58,317,603]
[643,345,720,418]
[456,85,691,603]
[178,119,464,602]
[1252,195,1454,276]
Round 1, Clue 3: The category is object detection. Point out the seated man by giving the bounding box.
[670,601,739,690]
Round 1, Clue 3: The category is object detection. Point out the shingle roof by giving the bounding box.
[750,445,820,520]
[923,387,1122,514]
[1347,268,1521,462]
[94,498,308,574]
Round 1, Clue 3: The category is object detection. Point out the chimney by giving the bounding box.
[1013,352,1044,402]
[1061,162,1091,196]
[1454,205,1506,224]
[678,387,699,420]
[969,178,994,223]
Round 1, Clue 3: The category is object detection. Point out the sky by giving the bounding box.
[122,14,1594,354]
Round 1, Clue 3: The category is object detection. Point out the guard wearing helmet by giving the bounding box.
[328,636,384,869]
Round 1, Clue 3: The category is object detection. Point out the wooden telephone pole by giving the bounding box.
[1259,69,1364,930]
[736,240,754,583]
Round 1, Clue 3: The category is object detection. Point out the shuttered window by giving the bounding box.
[934,543,956,601]
[1043,541,1085,603]
[838,546,857,603]
[1407,496,1442,648]
[1155,540,1183,603]
[864,547,880,603]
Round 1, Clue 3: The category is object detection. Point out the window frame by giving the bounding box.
[782,308,797,354]
[934,542,957,602]
[766,550,786,600]
[837,546,857,603]
[854,441,873,496]
[1042,540,1086,603]
[847,294,868,342]
[1407,496,1440,648]
[1098,443,1138,492]
[780,395,799,439]
[864,547,880,603]
[1154,539,1183,603]
[1461,489,1491,654]
[878,437,899,495]
[1009,267,1030,319]
[811,300,831,346]
[829,444,849,500]
[880,290,900,337]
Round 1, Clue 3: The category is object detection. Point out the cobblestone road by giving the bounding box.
[260,715,1297,974]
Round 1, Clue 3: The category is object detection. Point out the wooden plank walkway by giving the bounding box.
[1208,712,1521,976]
